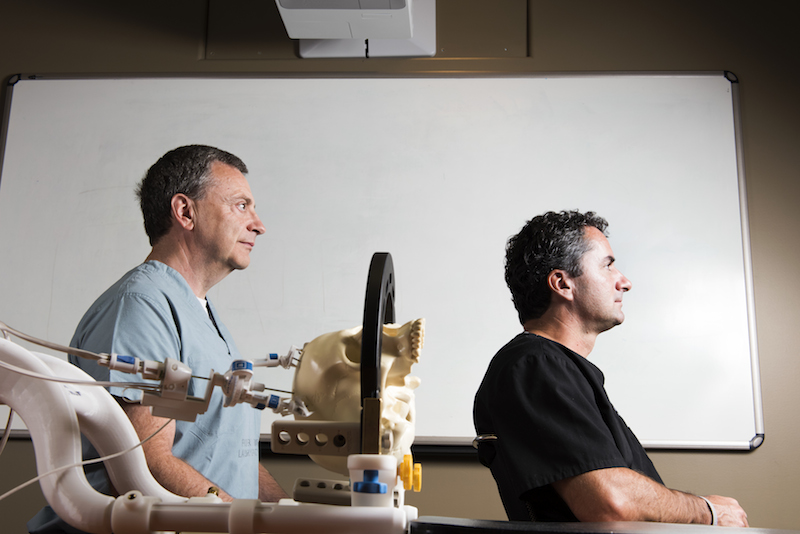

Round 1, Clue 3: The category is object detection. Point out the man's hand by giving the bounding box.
[706,494,749,527]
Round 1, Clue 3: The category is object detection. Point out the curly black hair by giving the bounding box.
[505,210,608,324]
[135,145,248,246]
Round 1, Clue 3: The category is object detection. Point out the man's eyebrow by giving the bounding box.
[231,194,254,204]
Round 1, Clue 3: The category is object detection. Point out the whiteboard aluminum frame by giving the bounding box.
[0,71,764,451]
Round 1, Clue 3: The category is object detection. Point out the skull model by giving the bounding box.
[292,318,424,475]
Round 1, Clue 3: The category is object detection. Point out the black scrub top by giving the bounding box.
[474,333,662,521]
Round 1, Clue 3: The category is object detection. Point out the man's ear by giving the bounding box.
[171,194,195,230]
[547,269,574,301]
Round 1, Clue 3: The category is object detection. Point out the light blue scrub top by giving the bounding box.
[69,261,261,499]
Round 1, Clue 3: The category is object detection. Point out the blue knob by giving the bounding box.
[352,469,387,494]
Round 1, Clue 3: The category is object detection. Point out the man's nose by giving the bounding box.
[250,212,266,235]
[619,273,632,292]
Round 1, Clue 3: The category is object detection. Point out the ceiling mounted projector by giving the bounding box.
[275,0,436,58]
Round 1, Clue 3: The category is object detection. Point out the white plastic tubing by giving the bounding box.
[0,338,182,533]
[1,337,116,533]
[111,495,414,534]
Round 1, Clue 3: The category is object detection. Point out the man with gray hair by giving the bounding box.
[30,145,286,533]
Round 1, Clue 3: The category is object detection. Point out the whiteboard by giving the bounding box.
[0,73,763,449]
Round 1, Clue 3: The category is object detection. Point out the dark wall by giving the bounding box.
[1,1,799,530]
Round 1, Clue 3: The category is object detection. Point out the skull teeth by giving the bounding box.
[409,318,424,361]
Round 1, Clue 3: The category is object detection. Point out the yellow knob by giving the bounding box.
[413,463,422,492]
[400,454,413,490]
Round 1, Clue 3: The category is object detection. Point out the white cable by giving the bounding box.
[0,322,103,362]
[0,359,161,392]
[0,417,174,503]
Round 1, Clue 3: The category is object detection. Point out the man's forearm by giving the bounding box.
[552,467,748,526]
[147,454,234,502]
[258,463,289,502]
[121,402,235,501]
[646,486,713,524]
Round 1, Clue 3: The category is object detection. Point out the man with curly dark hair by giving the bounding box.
[474,210,747,526]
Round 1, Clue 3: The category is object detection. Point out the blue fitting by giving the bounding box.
[231,360,253,371]
[352,469,387,494]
